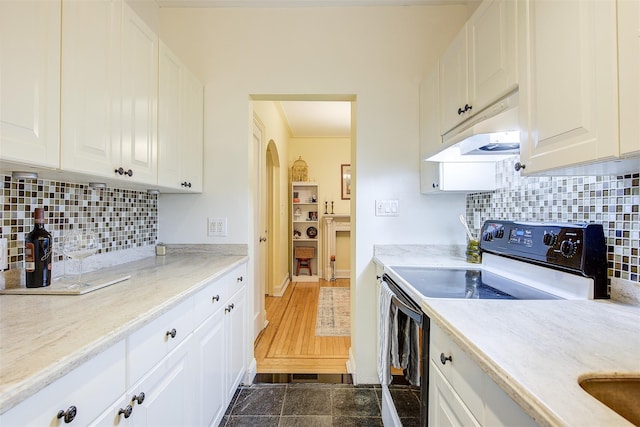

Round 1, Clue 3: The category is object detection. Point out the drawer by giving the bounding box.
[193,263,247,325]
[127,297,194,386]
[430,323,484,422]
[1,340,125,427]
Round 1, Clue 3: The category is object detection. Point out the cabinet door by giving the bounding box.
[193,309,226,427]
[439,25,470,134]
[420,161,441,194]
[468,0,518,112]
[121,3,158,185]
[180,67,204,192]
[60,0,121,178]
[128,336,194,427]
[158,41,183,189]
[225,286,247,402]
[518,0,619,174]
[618,0,640,157]
[0,0,60,168]
[429,361,481,427]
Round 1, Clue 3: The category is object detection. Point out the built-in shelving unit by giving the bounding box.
[291,182,319,282]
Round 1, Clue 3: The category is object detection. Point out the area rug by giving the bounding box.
[315,287,350,336]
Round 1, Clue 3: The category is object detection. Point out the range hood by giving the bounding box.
[427,92,521,162]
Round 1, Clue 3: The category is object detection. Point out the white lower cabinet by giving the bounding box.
[0,262,249,427]
[429,323,536,427]
[0,341,126,427]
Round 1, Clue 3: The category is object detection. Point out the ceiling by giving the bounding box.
[277,101,351,138]
[157,0,466,7]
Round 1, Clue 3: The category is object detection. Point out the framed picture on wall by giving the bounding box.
[341,164,351,200]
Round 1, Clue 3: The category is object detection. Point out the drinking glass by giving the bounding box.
[62,229,98,286]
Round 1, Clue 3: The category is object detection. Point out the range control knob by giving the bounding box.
[559,240,578,258]
[483,231,493,242]
[543,232,557,246]
[496,228,504,239]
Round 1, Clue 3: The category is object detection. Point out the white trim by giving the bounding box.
[272,275,290,297]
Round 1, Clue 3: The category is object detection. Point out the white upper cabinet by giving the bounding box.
[618,0,640,158]
[0,1,61,169]
[440,0,518,135]
[60,0,122,178]
[517,0,620,174]
[158,42,204,193]
[468,0,518,113]
[121,3,158,185]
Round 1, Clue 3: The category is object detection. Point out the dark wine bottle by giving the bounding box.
[25,208,52,288]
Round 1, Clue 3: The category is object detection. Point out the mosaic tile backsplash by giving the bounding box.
[1,175,158,270]
[466,158,640,284]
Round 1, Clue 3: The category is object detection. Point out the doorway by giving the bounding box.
[251,95,354,376]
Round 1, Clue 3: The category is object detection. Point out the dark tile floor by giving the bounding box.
[220,383,420,426]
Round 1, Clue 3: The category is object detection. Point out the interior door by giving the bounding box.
[253,117,267,339]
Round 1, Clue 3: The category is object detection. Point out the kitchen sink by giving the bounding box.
[579,376,640,425]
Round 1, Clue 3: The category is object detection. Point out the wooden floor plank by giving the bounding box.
[255,279,351,374]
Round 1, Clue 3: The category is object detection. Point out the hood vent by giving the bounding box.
[427,92,520,162]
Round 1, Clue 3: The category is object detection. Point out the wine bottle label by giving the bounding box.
[25,243,35,272]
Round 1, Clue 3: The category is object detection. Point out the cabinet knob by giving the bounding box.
[166,328,177,339]
[118,405,133,419]
[237,276,243,282]
[464,104,472,112]
[457,107,464,115]
[125,169,133,177]
[440,353,453,365]
[225,303,235,313]
[115,167,124,175]
[57,406,77,423]
[181,181,192,188]
[132,392,145,405]
[514,162,526,171]
[432,183,439,189]
[212,295,220,302]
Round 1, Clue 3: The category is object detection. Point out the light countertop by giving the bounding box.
[0,251,248,414]
[373,244,640,427]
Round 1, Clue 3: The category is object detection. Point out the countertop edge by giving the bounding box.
[0,255,248,414]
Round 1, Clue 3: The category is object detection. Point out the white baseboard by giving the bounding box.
[244,358,257,385]
[272,275,290,297]
[347,347,357,384]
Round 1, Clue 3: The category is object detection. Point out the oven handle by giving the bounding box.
[381,275,423,325]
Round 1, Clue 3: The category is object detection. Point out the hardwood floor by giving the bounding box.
[255,278,351,374]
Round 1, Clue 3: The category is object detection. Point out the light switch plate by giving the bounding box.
[207,218,227,237]
[0,238,7,271]
[375,200,399,217]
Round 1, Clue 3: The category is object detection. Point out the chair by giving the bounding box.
[294,246,315,276]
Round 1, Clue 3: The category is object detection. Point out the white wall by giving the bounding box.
[158,5,468,383]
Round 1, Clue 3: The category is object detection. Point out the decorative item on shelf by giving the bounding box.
[294,207,302,218]
[311,195,317,202]
[293,229,302,239]
[324,201,328,215]
[292,156,309,182]
[308,211,318,221]
[293,191,300,203]
[331,201,334,214]
[306,226,318,239]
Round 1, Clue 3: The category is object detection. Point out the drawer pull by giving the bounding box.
[57,406,77,423]
[166,328,177,339]
[237,276,243,282]
[118,405,133,419]
[212,295,220,302]
[440,353,453,365]
[132,392,145,405]
[225,303,235,313]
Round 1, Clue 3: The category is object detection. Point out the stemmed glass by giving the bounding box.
[62,229,98,287]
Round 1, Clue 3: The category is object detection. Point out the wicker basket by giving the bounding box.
[294,246,315,259]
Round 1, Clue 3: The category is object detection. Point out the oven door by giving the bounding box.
[381,274,430,427]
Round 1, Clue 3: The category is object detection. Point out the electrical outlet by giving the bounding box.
[0,238,7,271]
[473,212,481,230]
[207,218,227,237]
